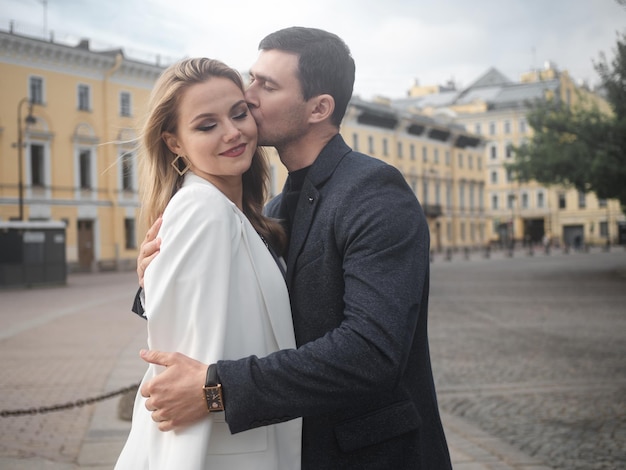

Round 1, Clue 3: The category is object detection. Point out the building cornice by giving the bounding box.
[0,31,165,85]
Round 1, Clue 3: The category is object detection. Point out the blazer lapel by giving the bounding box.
[285,134,351,288]
[286,182,319,289]
[241,219,296,351]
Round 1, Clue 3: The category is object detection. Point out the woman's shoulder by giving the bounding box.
[163,174,237,225]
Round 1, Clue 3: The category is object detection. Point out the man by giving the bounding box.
[136,27,452,469]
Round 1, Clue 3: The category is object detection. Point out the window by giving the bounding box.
[397,141,403,159]
[382,138,388,157]
[578,190,586,209]
[558,193,566,209]
[435,181,441,205]
[599,198,607,208]
[469,183,475,210]
[120,91,132,117]
[468,154,473,169]
[489,122,496,135]
[434,148,439,163]
[446,221,452,241]
[504,120,511,134]
[121,152,135,191]
[537,191,545,208]
[477,157,482,170]
[29,76,44,104]
[30,143,45,187]
[521,192,528,209]
[600,221,608,238]
[445,150,450,166]
[505,142,513,158]
[492,194,498,210]
[124,218,137,249]
[507,194,516,209]
[78,84,90,111]
[352,133,358,151]
[422,179,428,204]
[457,153,463,168]
[446,183,452,211]
[490,144,497,159]
[79,149,92,189]
[368,136,374,154]
[410,143,415,160]
[475,123,482,135]
[459,183,465,210]
[478,184,484,210]
[506,168,513,182]
[422,147,428,162]
[460,222,466,241]
[519,119,527,134]
[491,170,498,184]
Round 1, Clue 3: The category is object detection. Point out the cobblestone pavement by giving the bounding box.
[0,271,146,465]
[428,249,626,470]
[0,248,624,469]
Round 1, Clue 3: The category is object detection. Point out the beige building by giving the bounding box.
[0,27,165,271]
[395,63,625,248]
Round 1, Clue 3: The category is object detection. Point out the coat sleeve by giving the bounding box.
[218,163,430,433]
[138,185,238,468]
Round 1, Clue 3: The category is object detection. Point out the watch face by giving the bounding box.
[204,385,224,411]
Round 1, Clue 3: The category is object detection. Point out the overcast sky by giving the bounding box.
[1,0,624,99]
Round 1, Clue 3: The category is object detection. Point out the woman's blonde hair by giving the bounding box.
[139,57,286,253]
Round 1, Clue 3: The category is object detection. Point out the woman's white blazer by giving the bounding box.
[116,173,301,469]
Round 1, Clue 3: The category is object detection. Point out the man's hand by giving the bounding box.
[137,217,162,288]
[140,349,209,432]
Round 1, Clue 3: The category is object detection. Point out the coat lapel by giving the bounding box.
[241,219,296,351]
[285,134,351,288]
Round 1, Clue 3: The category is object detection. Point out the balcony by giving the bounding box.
[423,203,443,217]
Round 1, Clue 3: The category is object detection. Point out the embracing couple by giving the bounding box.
[115,26,452,470]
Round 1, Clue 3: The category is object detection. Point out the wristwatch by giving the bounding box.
[203,364,224,412]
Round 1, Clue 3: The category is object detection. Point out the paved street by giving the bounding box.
[0,247,624,469]
[429,248,626,470]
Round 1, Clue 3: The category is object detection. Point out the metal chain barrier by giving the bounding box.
[0,382,140,417]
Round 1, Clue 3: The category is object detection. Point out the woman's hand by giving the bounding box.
[137,217,162,288]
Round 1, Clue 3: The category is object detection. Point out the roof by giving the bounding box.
[465,67,513,89]
[391,67,561,113]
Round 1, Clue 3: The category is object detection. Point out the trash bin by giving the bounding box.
[0,221,67,288]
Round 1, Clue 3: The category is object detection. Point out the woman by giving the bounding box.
[115,58,301,469]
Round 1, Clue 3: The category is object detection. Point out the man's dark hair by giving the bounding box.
[259,27,355,127]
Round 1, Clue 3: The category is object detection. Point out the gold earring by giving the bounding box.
[171,155,191,176]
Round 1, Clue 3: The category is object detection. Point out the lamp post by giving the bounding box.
[16,97,37,221]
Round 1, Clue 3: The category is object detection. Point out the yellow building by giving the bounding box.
[396,63,625,248]
[339,97,486,252]
[0,27,165,271]
[2,25,485,271]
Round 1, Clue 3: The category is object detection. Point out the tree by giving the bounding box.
[508,34,626,210]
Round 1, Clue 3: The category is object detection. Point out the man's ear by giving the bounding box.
[162,132,181,155]
[308,94,335,124]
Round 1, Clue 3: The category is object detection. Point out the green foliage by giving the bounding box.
[507,33,626,210]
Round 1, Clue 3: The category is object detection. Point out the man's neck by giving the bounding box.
[278,127,338,172]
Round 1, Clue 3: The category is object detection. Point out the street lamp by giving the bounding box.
[16,97,37,221]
